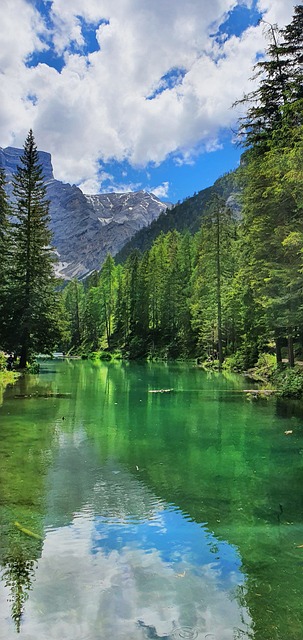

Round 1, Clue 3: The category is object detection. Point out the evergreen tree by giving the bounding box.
[148,233,167,343]
[99,254,116,349]
[238,122,303,366]
[236,6,303,149]
[124,250,148,356]
[0,167,11,348]
[10,130,63,367]
[62,280,85,351]
[0,168,9,252]
[176,232,195,355]
[82,285,103,351]
[191,196,238,366]
[280,5,303,107]
[114,265,128,345]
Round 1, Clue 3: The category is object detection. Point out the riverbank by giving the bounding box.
[0,370,21,405]
[202,352,303,399]
[247,355,303,398]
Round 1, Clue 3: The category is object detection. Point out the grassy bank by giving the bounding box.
[0,370,20,387]
[201,352,303,399]
[241,353,303,398]
[0,370,20,406]
[0,352,21,401]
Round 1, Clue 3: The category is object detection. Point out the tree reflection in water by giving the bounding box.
[2,553,36,633]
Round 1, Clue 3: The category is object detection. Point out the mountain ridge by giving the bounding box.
[0,146,169,279]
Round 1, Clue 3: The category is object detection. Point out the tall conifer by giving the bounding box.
[0,167,11,347]
[11,130,63,366]
[236,5,303,148]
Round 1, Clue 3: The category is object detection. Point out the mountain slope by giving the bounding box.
[115,170,240,263]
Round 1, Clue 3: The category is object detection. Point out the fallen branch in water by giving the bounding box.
[148,389,174,393]
[242,389,276,395]
[14,392,71,399]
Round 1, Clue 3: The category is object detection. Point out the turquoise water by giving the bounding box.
[0,360,303,639]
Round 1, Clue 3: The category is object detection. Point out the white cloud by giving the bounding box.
[101,181,143,194]
[0,467,252,640]
[151,181,170,199]
[77,177,102,194]
[78,170,115,194]
[257,0,295,26]
[0,0,298,189]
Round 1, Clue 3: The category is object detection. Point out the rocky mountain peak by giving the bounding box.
[0,146,54,181]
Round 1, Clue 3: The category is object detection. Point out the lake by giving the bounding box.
[0,359,302,639]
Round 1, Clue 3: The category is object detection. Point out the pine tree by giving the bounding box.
[10,130,63,367]
[280,5,303,105]
[176,232,195,355]
[62,280,84,350]
[114,265,128,345]
[82,285,102,351]
[238,123,303,366]
[235,22,288,149]
[0,168,9,250]
[0,167,11,348]
[236,6,303,149]
[191,195,238,366]
[99,254,116,349]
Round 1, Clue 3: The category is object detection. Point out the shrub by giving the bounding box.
[26,360,40,374]
[223,350,247,372]
[255,353,277,378]
[99,351,112,360]
[275,367,303,398]
[203,358,220,370]
[0,351,7,371]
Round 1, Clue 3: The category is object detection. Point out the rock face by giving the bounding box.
[0,147,169,279]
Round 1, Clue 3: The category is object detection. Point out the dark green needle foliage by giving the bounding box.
[9,130,64,367]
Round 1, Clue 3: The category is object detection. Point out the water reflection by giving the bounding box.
[1,463,252,639]
[1,360,303,638]
[2,555,36,632]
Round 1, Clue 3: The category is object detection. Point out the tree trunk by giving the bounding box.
[287,333,295,367]
[19,343,28,369]
[275,335,282,365]
[74,282,81,346]
[216,208,223,370]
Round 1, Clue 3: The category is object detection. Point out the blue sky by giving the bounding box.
[0,0,297,203]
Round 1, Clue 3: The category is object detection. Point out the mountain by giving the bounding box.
[0,146,169,279]
[115,170,240,263]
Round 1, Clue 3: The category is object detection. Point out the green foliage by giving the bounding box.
[62,280,84,350]
[223,350,248,372]
[253,353,277,379]
[7,130,65,367]
[235,6,303,149]
[191,195,240,365]
[90,350,112,360]
[127,336,149,359]
[275,366,303,397]
[25,361,40,374]
[202,358,220,370]
[0,168,12,349]
[0,351,7,371]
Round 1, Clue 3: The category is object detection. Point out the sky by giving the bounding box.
[0,0,298,203]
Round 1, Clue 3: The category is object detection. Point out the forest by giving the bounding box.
[0,6,302,389]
